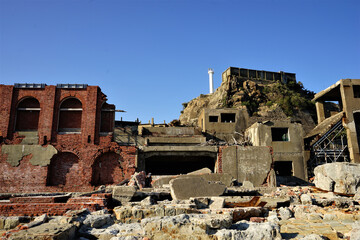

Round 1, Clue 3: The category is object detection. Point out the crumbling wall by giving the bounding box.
[221,146,273,186]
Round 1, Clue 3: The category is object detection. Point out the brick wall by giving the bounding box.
[0,84,137,193]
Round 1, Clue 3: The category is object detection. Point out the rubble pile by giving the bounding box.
[0,164,360,239]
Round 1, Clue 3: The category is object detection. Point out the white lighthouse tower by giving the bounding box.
[208,68,214,94]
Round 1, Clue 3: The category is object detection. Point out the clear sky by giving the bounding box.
[1,0,359,123]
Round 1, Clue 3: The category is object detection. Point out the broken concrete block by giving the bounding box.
[242,180,254,188]
[209,197,225,209]
[4,217,20,230]
[314,162,360,194]
[215,220,281,240]
[300,194,313,205]
[278,207,293,220]
[169,176,226,200]
[112,186,137,205]
[187,167,212,175]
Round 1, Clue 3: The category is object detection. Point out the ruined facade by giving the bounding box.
[0,84,136,193]
[305,79,360,165]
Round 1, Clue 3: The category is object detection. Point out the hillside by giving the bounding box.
[179,67,317,134]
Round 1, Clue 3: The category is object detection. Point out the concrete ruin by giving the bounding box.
[0,70,360,239]
[305,79,360,171]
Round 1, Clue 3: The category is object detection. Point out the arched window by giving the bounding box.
[58,98,82,133]
[15,97,40,131]
[100,102,115,133]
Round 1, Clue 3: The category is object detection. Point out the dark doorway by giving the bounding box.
[274,161,293,176]
[145,155,216,175]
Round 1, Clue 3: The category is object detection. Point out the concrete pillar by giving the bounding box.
[315,101,326,124]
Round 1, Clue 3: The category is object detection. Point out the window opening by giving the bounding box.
[353,85,360,98]
[209,116,218,122]
[274,161,293,176]
[58,98,82,133]
[15,97,40,131]
[100,103,115,133]
[221,113,236,123]
[271,128,289,141]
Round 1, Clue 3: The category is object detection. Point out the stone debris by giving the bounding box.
[0,169,360,239]
[314,162,360,194]
[169,176,226,200]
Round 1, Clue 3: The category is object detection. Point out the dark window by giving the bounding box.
[58,98,82,132]
[271,128,289,141]
[100,103,115,132]
[274,161,293,176]
[15,97,40,131]
[353,85,360,98]
[354,112,360,150]
[209,116,218,122]
[221,113,236,123]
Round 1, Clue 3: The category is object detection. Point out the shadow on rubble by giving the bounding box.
[276,176,313,187]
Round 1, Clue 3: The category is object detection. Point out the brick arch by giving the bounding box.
[58,97,82,133]
[46,152,81,186]
[15,97,40,131]
[91,152,124,186]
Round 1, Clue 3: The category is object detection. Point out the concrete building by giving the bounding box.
[246,120,307,180]
[0,84,137,193]
[197,108,249,142]
[305,79,360,165]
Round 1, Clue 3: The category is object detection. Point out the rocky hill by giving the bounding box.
[179,67,317,134]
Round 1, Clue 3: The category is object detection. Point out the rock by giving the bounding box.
[8,222,77,239]
[4,217,20,230]
[187,167,212,175]
[169,176,226,200]
[300,194,313,205]
[140,196,156,206]
[278,207,292,220]
[350,221,360,240]
[354,190,360,200]
[128,171,146,189]
[314,162,360,194]
[141,213,232,238]
[190,197,210,209]
[80,222,144,240]
[209,197,225,209]
[242,181,254,188]
[25,214,49,229]
[112,186,137,205]
[83,214,114,228]
[152,173,234,188]
[215,220,281,240]
[298,234,325,240]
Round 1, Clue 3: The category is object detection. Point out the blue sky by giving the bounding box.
[1,0,359,123]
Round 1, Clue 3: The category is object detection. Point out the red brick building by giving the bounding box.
[0,84,136,193]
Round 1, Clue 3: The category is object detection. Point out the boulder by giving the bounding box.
[314,162,360,194]
[187,167,212,175]
[169,176,226,200]
[215,220,281,240]
[112,186,137,205]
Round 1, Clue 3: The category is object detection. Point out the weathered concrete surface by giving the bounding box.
[170,176,226,200]
[314,162,360,194]
[187,167,212,175]
[112,186,137,205]
[152,173,233,188]
[8,222,77,240]
[222,146,272,187]
[215,220,281,240]
[1,145,57,167]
